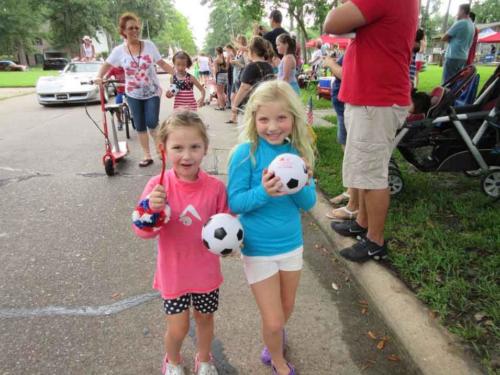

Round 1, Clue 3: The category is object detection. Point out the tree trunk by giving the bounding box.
[423,0,431,29]
[442,0,452,33]
[16,42,28,66]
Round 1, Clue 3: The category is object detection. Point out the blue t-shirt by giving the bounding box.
[445,19,475,60]
[331,55,344,113]
[227,138,316,257]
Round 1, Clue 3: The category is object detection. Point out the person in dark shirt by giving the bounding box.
[227,36,274,124]
[263,9,288,58]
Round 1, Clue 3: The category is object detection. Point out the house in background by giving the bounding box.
[19,29,111,66]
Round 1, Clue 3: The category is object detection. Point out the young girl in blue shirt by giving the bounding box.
[227,80,316,375]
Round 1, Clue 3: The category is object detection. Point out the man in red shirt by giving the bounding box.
[324,0,418,262]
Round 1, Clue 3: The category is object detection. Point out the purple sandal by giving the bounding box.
[261,329,287,366]
[272,362,296,375]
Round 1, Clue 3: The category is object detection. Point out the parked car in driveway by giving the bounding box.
[36,61,113,106]
[43,58,69,71]
[0,60,28,71]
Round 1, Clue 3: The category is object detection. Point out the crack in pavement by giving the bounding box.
[0,167,53,187]
[0,292,160,318]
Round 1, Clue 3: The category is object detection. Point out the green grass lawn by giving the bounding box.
[313,124,500,373]
[0,67,58,87]
[417,64,495,93]
[300,64,496,111]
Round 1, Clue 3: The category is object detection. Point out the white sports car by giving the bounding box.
[36,62,111,106]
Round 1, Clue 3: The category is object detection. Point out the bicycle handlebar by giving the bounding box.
[80,79,124,85]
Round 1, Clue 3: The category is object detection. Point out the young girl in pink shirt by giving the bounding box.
[132,111,227,375]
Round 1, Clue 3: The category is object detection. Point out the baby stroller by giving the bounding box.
[389,65,500,198]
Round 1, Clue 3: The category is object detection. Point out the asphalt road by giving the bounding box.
[0,79,416,375]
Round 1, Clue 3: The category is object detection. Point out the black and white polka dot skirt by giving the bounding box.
[163,289,219,315]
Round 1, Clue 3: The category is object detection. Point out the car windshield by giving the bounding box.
[65,63,101,73]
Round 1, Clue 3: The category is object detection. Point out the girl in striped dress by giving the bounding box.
[166,51,205,111]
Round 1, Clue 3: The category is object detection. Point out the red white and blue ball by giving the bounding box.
[202,213,244,256]
[268,153,308,194]
[132,199,171,232]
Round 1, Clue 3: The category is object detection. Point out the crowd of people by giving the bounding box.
[88,2,483,374]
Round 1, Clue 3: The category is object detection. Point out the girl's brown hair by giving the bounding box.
[249,36,270,60]
[172,51,193,68]
[277,33,296,55]
[119,12,140,39]
[157,111,209,149]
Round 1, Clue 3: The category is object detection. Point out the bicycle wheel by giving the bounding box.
[123,104,131,139]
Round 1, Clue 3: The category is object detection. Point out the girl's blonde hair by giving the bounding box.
[157,110,209,148]
[238,80,316,168]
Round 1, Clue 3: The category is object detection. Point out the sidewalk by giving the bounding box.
[0,87,35,100]
[308,194,484,375]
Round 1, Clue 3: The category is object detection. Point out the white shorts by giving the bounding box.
[242,247,303,285]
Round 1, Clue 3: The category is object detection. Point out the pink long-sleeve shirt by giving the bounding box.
[133,169,228,299]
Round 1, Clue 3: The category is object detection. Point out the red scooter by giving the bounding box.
[82,79,128,176]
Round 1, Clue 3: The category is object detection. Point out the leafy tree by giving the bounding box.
[154,9,197,56]
[202,0,253,53]
[0,0,45,61]
[471,0,500,24]
[106,0,174,40]
[44,0,111,55]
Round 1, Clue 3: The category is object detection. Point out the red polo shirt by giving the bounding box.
[339,0,418,106]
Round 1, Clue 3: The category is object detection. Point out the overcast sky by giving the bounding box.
[174,0,465,49]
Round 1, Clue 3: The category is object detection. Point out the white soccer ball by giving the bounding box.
[268,153,308,194]
[201,213,244,256]
[169,84,179,96]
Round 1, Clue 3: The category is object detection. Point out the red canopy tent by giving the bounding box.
[478,31,500,44]
[305,34,351,49]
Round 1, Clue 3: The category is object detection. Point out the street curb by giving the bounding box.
[308,190,484,375]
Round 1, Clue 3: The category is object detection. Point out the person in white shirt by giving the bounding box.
[80,36,95,61]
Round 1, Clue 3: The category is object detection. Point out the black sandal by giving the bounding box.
[225,120,236,124]
[214,107,225,111]
[139,159,154,167]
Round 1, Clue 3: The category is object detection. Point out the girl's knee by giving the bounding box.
[263,318,285,334]
[167,321,190,340]
[193,310,214,325]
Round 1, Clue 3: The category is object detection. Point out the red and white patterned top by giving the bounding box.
[173,72,198,111]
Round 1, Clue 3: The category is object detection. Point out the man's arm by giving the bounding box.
[323,1,366,35]
[441,34,451,42]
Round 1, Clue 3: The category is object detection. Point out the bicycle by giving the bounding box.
[106,82,134,140]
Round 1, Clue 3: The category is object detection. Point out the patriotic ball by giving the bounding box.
[202,213,244,256]
[268,153,308,194]
[132,202,171,232]
[169,84,179,96]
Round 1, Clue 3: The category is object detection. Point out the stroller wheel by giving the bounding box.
[481,170,500,198]
[464,169,482,178]
[388,167,404,196]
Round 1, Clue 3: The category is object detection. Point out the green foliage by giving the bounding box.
[472,0,500,24]
[154,9,197,56]
[0,0,46,56]
[44,0,111,54]
[107,0,174,39]
[203,0,253,53]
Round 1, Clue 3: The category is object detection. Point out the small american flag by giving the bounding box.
[306,96,313,126]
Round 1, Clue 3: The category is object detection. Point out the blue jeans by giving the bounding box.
[332,100,346,145]
[442,58,466,84]
[125,95,160,132]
